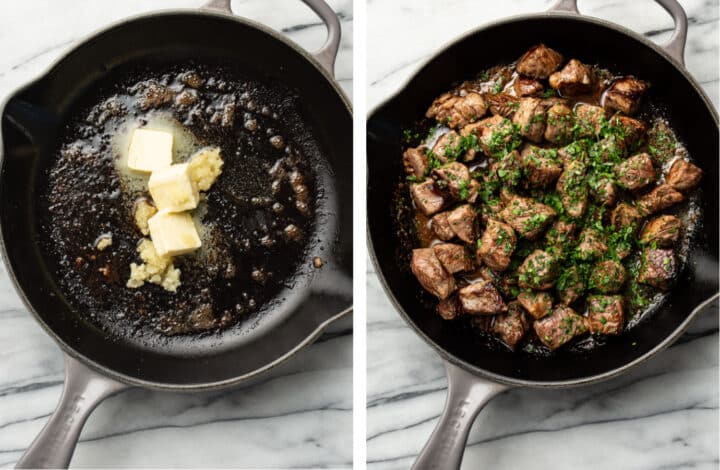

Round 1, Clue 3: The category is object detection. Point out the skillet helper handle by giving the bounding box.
[15,355,128,469]
[548,0,688,65]
[411,362,508,470]
[201,0,341,76]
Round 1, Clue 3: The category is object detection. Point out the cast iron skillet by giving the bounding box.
[0,0,352,467]
[367,0,718,468]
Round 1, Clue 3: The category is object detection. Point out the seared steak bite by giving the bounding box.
[546,219,577,247]
[576,227,608,260]
[437,295,459,320]
[488,149,523,187]
[549,59,595,96]
[638,248,677,291]
[516,44,564,79]
[514,77,544,97]
[432,131,462,163]
[647,119,677,164]
[603,76,649,115]
[589,260,626,294]
[544,103,574,145]
[485,93,520,119]
[637,184,684,216]
[426,91,488,129]
[517,249,560,290]
[590,177,617,206]
[521,145,562,188]
[411,248,456,299]
[499,195,556,239]
[411,179,445,216]
[640,215,682,247]
[458,280,508,315]
[447,204,477,244]
[589,134,626,162]
[492,301,531,350]
[432,162,471,199]
[513,97,546,143]
[574,103,606,138]
[615,153,655,190]
[433,243,473,273]
[534,305,588,350]
[556,265,585,305]
[430,212,455,241]
[611,202,642,230]
[587,295,624,335]
[665,159,702,192]
[462,115,518,158]
[477,218,516,271]
[610,114,647,149]
[517,290,553,319]
[556,159,588,218]
[403,146,428,179]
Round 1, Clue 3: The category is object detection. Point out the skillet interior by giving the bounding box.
[0,12,352,387]
[368,15,718,384]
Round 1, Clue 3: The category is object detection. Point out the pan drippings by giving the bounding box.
[39,64,322,336]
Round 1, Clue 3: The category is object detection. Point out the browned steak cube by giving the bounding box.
[516,44,564,79]
[513,97,546,143]
[517,290,553,319]
[462,115,517,158]
[587,295,624,335]
[433,243,474,274]
[556,265,585,306]
[665,159,702,192]
[544,103,574,145]
[492,301,531,350]
[517,249,560,290]
[647,119,677,164]
[487,149,523,187]
[590,177,617,206]
[431,131,462,163]
[485,93,520,119]
[499,195,556,239]
[534,305,589,350]
[589,135,626,162]
[576,228,608,261]
[411,248,456,299]
[574,103,607,138]
[603,76,649,115]
[458,280,507,315]
[556,159,588,218]
[589,260,626,294]
[477,218,516,271]
[637,184,684,216]
[430,212,455,241]
[447,204,477,244]
[437,295,459,320]
[426,91,488,129]
[545,220,577,247]
[410,179,445,216]
[611,114,648,149]
[514,77,544,97]
[432,162,471,200]
[638,248,677,291]
[521,145,562,188]
[403,146,428,179]
[549,59,595,96]
[615,153,655,190]
[611,202,642,230]
[640,215,682,247]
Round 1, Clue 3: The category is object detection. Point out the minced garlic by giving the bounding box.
[95,235,112,251]
[188,146,223,191]
[134,198,157,235]
[126,238,182,292]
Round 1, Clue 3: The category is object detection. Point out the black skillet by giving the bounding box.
[367,0,718,468]
[0,0,352,467]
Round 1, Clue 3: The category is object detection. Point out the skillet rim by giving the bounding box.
[0,8,353,391]
[367,10,720,388]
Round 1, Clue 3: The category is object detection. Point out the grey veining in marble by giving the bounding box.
[367,1,719,469]
[0,0,352,468]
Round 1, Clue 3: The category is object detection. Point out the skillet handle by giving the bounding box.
[411,361,508,470]
[201,0,341,76]
[548,0,688,65]
[15,355,129,469]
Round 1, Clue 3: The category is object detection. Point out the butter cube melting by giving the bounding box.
[148,163,199,212]
[148,211,201,257]
[127,128,173,172]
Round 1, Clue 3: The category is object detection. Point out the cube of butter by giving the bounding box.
[148,163,199,212]
[147,211,201,257]
[127,128,173,172]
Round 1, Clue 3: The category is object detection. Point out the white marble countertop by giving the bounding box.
[0,0,352,468]
[367,0,719,469]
